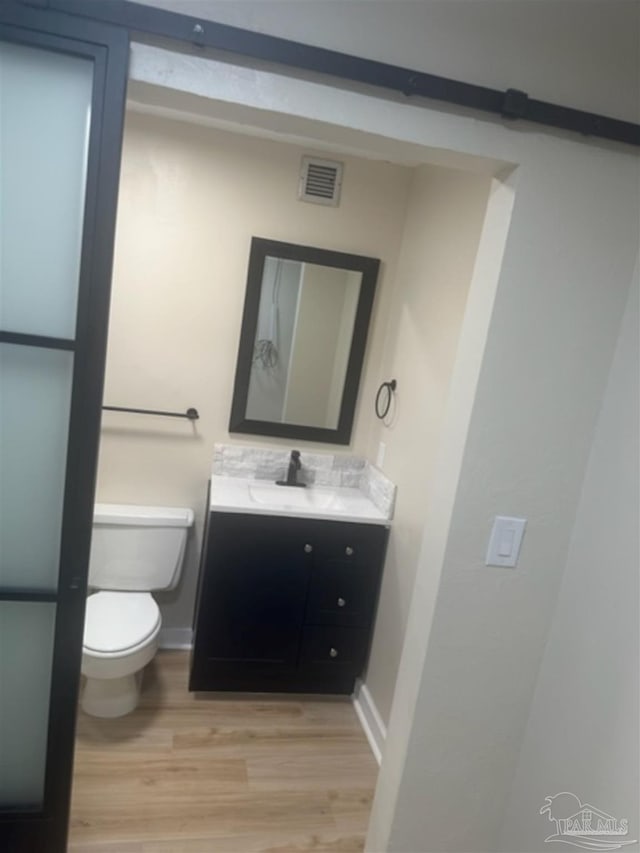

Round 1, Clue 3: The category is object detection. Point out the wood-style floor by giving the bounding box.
[68,651,378,852]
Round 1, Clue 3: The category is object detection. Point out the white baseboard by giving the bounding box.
[352,679,387,765]
[159,627,193,650]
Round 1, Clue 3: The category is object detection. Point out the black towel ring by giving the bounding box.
[375,379,397,419]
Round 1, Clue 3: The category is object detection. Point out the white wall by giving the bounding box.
[138,0,640,123]
[498,268,639,852]
[369,142,638,850]
[363,164,492,725]
[96,110,412,629]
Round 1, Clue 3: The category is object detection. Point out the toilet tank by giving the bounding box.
[89,503,194,592]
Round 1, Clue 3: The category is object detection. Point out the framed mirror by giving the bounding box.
[229,237,380,444]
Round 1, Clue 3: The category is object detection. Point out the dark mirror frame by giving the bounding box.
[229,237,380,445]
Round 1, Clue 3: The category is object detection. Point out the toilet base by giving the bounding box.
[81,669,144,718]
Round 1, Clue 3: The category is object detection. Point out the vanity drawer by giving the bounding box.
[313,522,388,566]
[305,562,375,627]
[299,625,369,671]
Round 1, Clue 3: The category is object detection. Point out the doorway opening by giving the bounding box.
[69,45,512,851]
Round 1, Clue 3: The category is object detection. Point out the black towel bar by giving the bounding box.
[102,405,199,420]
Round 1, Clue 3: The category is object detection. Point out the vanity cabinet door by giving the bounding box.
[192,513,312,675]
[299,625,370,671]
[305,562,374,627]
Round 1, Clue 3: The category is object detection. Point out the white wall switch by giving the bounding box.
[376,441,386,469]
[486,516,527,567]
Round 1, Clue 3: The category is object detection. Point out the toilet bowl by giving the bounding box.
[81,591,162,717]
[80,503,193,718]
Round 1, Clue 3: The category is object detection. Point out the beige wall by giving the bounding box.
[96,110,412,629]
[363,165,492,724]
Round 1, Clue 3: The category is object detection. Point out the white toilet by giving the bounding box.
[81,503,194,718]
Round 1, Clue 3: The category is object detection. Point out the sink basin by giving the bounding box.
[247,482,338,510]
[209,473,390,524]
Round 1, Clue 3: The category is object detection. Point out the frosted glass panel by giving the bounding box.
[0,344,73,591]
[0,602,55,807]
[0,41,93,338]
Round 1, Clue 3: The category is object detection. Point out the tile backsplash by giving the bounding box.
[213,443,396,519]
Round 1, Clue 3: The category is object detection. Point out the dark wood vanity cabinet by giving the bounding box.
[189,511,389,694]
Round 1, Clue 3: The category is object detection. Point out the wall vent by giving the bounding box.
[298,156,343,206]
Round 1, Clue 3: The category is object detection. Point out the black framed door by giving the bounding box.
[0,4,128,851]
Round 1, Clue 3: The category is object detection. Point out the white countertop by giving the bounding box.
[209,476,391,525]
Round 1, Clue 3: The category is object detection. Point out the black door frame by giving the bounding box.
[0,4,128,851]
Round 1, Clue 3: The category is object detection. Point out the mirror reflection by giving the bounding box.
[229,238,379,445]
[247,257,362,429]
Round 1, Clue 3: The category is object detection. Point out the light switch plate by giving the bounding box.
[486,516,527,568]
[376,441,386,469]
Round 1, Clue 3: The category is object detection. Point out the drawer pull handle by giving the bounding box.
[329,647,339,658]
[304,544,313,554]
[345,546,354,556]
[337,597,346,608]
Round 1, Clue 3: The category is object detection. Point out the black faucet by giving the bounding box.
[276,450,307,487]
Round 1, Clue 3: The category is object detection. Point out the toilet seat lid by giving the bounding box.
[83,592,161,653]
